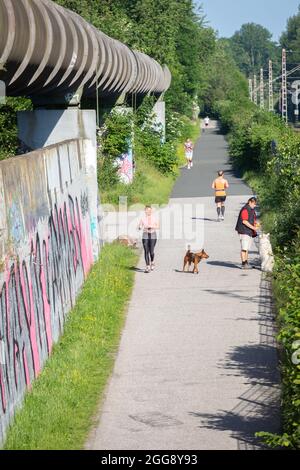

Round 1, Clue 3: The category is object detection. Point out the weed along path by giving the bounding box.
[87,122,281,450]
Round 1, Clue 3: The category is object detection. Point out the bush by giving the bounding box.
[98,102,180,194]
[135,126,178,174]
[97,110,133,191]
[217,95,300,449]
[258,235,300,449]
[0,97,32,159]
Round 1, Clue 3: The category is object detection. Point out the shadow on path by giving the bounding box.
[207,261,241,269]
[128,266,146,273]
[190,277,281,449]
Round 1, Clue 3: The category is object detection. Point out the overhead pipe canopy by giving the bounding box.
[0,0,171,101]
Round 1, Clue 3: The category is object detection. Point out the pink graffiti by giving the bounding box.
[0,194,93,443]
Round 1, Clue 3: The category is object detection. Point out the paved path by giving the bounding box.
[87,123,281,450]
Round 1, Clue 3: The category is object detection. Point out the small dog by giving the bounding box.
[183,246,209,274]
[259,233,274,272]
[115,235,137,248]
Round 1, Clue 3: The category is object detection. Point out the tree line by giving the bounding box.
[55,0,257,117]
[225,5,300,79]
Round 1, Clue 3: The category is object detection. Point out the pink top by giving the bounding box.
[139,214,159,233]
[184,141,193,152]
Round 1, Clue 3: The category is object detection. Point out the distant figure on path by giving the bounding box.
[235,197,259,269]
[138,205,159,273]
[184,138,194,169]
[212,170,229,221]
[204,116,210,131]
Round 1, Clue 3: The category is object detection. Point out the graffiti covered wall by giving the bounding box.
[0,139,95,445]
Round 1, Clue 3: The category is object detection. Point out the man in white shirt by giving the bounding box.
[204,116,210,131]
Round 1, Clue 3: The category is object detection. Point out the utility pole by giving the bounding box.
[253,74,257,105]
[249,78,253,102]
[260,68,264,109]
[269,60,274,112]
[282,48,288,123]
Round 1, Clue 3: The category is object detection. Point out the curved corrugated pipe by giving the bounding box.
[0,0,171,98]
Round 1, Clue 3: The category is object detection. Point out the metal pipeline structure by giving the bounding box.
[0,0,171,103]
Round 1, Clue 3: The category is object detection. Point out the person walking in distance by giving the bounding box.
[212,170,229,221]
[138,206,159,273]
[204,116,210,132]
[184,138,194,169]
[235,197,259,269]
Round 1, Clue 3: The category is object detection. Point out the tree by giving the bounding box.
[229,23,280,77]
[280,5,300,64]
[198,39,248,115]
[54,0,216,117]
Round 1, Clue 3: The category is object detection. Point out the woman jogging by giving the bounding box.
[138,206,159,273]
[184,138,194,169]
[212,170,229,221]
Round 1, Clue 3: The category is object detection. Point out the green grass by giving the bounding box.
[3,243,138,450]
[101,157,177,207]
[101,119,201,207]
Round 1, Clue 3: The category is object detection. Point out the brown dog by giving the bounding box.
[183,246,209,274]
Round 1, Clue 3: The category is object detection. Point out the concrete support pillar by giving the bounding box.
[152,99,166,142]
[17,109,100,260]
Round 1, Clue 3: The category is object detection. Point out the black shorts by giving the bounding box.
[215,196,226,203]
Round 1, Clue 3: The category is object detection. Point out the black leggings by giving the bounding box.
[142,234,157,266]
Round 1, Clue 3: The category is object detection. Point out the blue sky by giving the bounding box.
[196,0,300,42]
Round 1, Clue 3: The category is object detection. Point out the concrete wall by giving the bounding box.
[18,109,100,260]
[0,139,95,445]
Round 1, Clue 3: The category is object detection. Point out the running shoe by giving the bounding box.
[241,262,251,270]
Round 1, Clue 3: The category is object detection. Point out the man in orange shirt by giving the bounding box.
[211,170,229,221]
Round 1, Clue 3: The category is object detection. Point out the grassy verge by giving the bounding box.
[101,157,176,206]
[101,119,200,207]
[3,243,138,450]
[244,169,300,449]
[231,159,300,449]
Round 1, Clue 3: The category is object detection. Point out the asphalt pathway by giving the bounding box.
[87,122,281,450]
[172,122,251,198]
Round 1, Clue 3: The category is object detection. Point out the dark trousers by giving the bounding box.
[142,233,157,265]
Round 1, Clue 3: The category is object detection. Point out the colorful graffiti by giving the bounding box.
[115,137,134,185]
[0,194,93,444]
